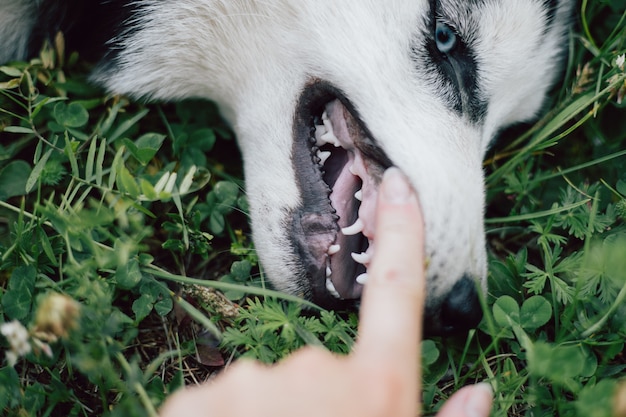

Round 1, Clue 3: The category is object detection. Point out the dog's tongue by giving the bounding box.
[324,100,380,298]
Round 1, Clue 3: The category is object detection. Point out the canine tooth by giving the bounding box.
[326,278,342,299]
[321,132,341,147]
[328,244,341,255]
[356,273,369,285]
[326,266,332,277]
[342,218,363,236]
[349,165,357,175]
[317,150,331,165]
[351,251,372,265]
[354,189,362,201]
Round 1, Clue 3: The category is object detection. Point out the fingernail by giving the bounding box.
[382,167,411,204]
[465,383,493,417]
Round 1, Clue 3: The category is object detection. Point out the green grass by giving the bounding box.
[1,2,625,416]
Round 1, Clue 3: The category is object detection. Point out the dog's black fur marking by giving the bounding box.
[419,0,486,123]
[543,0,560,27]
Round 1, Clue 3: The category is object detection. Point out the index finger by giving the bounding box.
[356,167,426,369]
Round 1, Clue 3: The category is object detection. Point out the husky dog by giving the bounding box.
[1,0,571,334]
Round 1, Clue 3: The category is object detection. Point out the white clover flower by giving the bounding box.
[5,351,18,367]
[1,320,32,366]
[34,293,80,339]
[616,54,625,71]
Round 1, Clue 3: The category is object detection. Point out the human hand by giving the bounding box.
[159,167,493,417]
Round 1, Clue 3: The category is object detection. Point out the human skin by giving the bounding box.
[160,167,493,417]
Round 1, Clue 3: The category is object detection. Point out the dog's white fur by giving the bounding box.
[1,0,572,331]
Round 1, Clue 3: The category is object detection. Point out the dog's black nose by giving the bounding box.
[440,275,483,334]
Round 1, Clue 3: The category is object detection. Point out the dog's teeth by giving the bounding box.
[315,125,327,145]
[326,278,342,299]
[354,189,363,201]
[328,244,341,255]
[356,273,369,285]
[342,218,363,236]
[326,266,332,277]
[321,132,341,147]
[317,150,331,165]
[320,111,342,147]
[349,165,357,175]
[351,251,371,265]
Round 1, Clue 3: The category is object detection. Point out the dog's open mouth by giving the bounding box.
[292,80,392,305]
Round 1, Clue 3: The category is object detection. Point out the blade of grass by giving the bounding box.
[485,199,590,224]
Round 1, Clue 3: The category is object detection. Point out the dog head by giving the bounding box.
[89,0,571,334]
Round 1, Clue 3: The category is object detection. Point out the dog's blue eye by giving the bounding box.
[435,22,457,54]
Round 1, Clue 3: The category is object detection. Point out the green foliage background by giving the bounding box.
[1,1,625,416]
